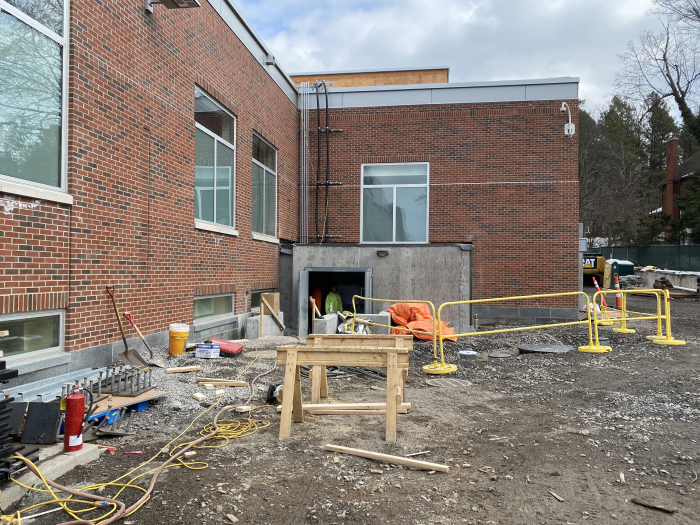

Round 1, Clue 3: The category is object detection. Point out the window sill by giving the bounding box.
[195,220,239,237]
[252,232,279,244]
[0,178,73,205]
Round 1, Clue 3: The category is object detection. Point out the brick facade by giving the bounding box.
[2,0,299,352]
[308,102,579,306]
[1,0,580,363]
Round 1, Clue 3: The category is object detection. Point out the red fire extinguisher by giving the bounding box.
[64,387,86,452]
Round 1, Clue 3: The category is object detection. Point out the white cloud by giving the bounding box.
[235,0,662,111]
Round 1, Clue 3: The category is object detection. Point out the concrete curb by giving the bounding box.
[1,444,101,510]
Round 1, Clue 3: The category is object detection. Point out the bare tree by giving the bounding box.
[616,1,700,142]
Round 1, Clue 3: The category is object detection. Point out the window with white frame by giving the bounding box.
[0,310,63,357]
[0,0,69,189]
[194,86,236,227]
[193,294,234,321]
[251,134,277,237]
[361,163,429,243]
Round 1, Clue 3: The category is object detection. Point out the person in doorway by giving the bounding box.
[325,285,343,315]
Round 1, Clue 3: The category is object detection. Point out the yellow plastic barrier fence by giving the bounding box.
[350,296,457,375]
[436,292,610,355]
[592,289,685,346]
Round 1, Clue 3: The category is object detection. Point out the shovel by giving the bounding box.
[106,286,148,368]
[123,312,166,368]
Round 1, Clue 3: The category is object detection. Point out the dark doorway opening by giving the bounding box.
[309,271,367,315]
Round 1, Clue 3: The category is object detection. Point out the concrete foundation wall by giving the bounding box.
[5,314,244,387]
[636,269,700,291]
[246,312,285,340]
[293,244,473,335]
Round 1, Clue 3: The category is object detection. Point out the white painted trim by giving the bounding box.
[252,232,279,244]
[195,219,239,237]
[0,179,73,205]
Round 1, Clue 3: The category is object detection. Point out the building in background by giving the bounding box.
[290,66,449,88]
[0,0,579,384]
[661,136,700,221]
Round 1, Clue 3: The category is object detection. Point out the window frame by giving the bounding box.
[0,0,70,193]
[0,308,65,360]
[360,162,430,244]
[251,133,277,238]
[250,288,275,312]
[193,293,235,322]
[194,86,237,230]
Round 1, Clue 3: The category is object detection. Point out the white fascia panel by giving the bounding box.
[341,89,432,108]
[525,83,578,101]
[431,85,526,104]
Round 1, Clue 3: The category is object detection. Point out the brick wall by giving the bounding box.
[0,195,70,311]
[307,101,579,306]
[11,0,299,351]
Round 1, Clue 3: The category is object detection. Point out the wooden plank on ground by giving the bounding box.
[326,444,449,472]
[166,366,201,374]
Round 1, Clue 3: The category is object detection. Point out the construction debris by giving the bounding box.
[166,366,201,374]
[631,498,677,514]
[326,444,449,473]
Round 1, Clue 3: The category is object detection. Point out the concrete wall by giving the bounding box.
[636,269,700,291]
[292,244,473,335]
[279,248,294,334]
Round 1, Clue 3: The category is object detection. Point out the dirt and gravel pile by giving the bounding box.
[11,293,700,524]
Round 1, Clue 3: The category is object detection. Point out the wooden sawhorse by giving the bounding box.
[277,335,411,441]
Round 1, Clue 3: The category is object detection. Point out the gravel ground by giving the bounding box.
[9,289,700,525]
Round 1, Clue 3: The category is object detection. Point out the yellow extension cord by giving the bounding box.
[6,347,274,524]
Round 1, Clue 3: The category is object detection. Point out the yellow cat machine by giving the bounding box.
[582,253,605,283]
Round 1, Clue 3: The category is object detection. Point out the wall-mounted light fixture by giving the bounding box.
[145,0,201,14]
[376,250,389,257]
[560,102,575,138]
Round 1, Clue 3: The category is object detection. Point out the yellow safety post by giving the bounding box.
[592,288,681,346]
[612,292,635,334]
[435,292,604,354]
[350,296,458,375]
[653,290,686,346]
[646,291,665,341]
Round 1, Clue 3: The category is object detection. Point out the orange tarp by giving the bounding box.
[387,303,456,342]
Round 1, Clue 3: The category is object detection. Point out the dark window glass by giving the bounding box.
[4,0,64,35]
[194,87,234,144]
[0,10,62,187]
[253,134,276,171]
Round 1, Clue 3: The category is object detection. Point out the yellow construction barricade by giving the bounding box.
[591,289,685,346]
[350,296,458,375]
[436,292,612,354]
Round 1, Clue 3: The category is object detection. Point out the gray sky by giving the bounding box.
[235,0,663,115]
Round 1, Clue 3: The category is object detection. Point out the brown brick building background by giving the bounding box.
[0,0,579,381]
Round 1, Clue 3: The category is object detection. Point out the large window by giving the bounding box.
[0,0,68,189]
[194,87,236,227]
[252,134,277,237]
[193,294,234,321]
[0,310,63,358]
[361,163,429,243]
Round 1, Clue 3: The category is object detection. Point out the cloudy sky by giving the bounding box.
[234,0,664,115]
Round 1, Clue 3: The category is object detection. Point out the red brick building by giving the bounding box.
[0,0,579,381]
[661,136,700,221]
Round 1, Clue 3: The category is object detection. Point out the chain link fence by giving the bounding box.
[597,245,700,271]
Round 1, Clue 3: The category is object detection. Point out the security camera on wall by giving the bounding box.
[561,102,575,138]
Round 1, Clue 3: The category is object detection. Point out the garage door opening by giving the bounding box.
[298,267,373,337]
